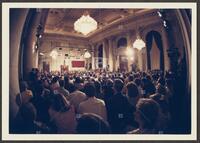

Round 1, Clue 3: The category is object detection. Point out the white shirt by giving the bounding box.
[48,106,77,134]
[58,87,70,100]
[78,97,107,121]
[69,90,87,112]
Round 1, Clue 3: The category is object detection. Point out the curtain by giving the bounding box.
[145,31,164,71]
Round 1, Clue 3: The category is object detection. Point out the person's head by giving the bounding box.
[42,78,49,88]
[76,113,110,134]
[52,76,59,84]
[144,79,156,96]
[157,77,165,86]
[64,75,69,84]
[134,78,141,87]
[67,82,76,93]
[102,79,114,97]
[150,93,168,114]
[51,94,70,112]
[126,82,139,98]
[135,98,160,129]
[19,103,37,122]
[106,79,113,88]
[35,80,44,95]
[156,84,166,95]
[84,82,96,97]
[94,80,101,93]
[146,75,152,81]
[152,74,159,82]
[128,74,134,82]
[74,77,81,84]
[59,80,65,88]
[19,81,28,92]
[114,79,124,93]
[141,77,148,89]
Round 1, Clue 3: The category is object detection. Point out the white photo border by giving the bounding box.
[2,2,197,141]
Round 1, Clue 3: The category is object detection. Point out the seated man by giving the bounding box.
[69,83,87,112]
[78,82,107,121]
[106,79,134,133]
[58,79,70,100]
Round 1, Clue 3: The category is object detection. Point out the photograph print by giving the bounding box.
[2,2,197,141]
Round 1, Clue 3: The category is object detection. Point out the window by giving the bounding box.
[117,37,127,48]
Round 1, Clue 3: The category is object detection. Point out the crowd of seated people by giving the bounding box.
[13,68,178,134]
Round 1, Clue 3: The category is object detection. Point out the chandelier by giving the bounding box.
[133,35,146,50]
[84,51,91,59]
[74,12,97,35]
[50,50,58,59]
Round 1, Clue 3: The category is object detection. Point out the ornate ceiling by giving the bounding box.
[44,9,154,38]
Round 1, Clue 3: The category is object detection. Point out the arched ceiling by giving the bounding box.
[44,8,156,39]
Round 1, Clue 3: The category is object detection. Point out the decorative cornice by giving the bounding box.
[42,33,89,45]
[89,14,161,43]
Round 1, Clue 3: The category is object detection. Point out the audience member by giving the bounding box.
[14,103,50,134]
[69,83,87,112]
[76,113,111,134]
[126,82,140,107]
[128,98,160,134]
[48,94,77,133]
[16,81,33,106]
[58,80,70,100]
[106,79,134,133]
[12,68,180,134]
[78,82,107,121]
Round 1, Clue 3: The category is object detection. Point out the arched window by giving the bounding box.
[117,37,127,48]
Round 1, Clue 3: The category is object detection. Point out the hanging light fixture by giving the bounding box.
[133,35,146,50]
[50,50,58,59]
[74,11,97,35]
[133,13,146,50]
[84,50,91,59]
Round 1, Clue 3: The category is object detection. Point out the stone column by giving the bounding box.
[126,32,131,72]
[91,44,95,70]
[102,39,108,69]
[112,38,117,71]
[24,10,42,77]
[94,44,98,69]
[159,10,179,73]
[108,38,114,71]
